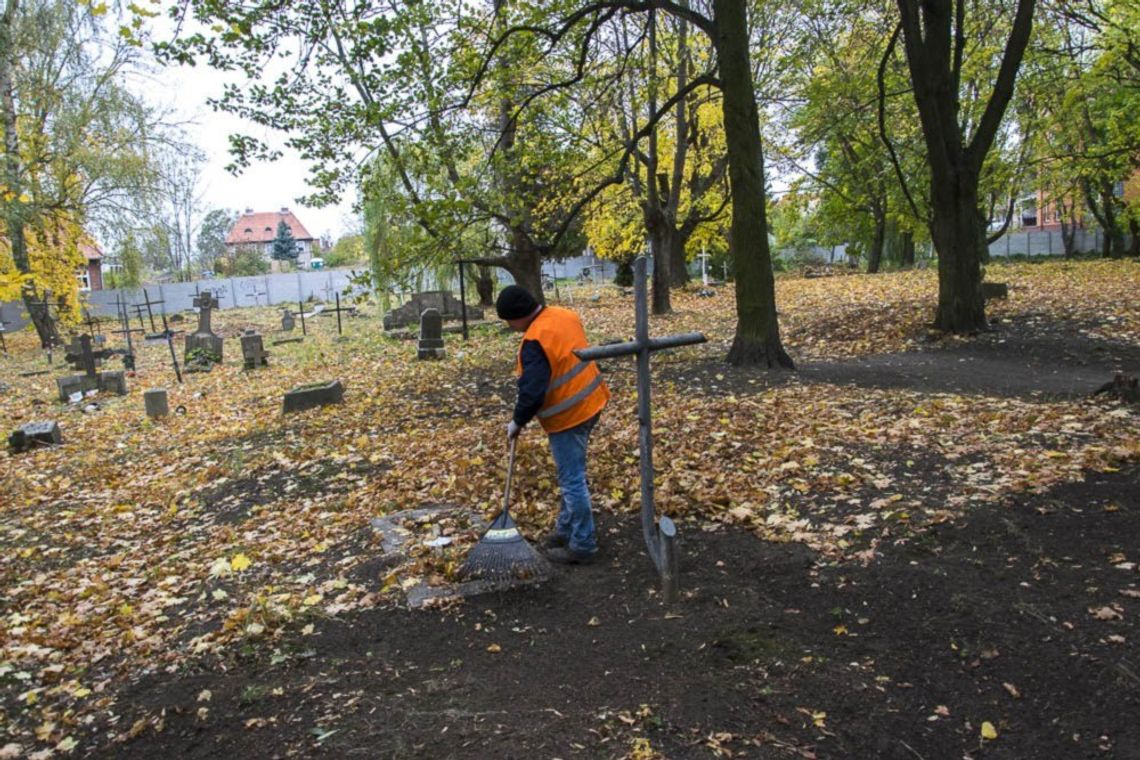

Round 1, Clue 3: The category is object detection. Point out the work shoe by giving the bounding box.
[543,532,569,549]
[545,546,597,565]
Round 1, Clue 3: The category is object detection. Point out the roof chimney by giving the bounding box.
[280,207,289,213]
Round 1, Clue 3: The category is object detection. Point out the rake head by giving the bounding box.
[459,510,550,582]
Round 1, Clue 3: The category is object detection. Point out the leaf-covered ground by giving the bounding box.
[0,259,1138,758]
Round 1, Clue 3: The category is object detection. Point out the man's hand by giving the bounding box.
[507,420,521,440]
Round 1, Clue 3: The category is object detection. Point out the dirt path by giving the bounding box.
[101,466,1139,759]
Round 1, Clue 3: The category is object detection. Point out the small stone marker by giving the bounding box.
[281,308,296,332]
[185,292,224,369]
[417,308,446,360]
[240,330,270,369]
[8,421,61,453]
[282,379,344,414]
[982,282,1009,300]
[144,388,169,418]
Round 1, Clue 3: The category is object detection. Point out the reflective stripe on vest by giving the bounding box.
[537,372,604,419]
[547,357,592,392]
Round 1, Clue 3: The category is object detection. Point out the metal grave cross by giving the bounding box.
[574,255,706,603]
[327,292,353,336]
[0,307,8,356]
[110,293,143,371]
[697,247,712,287]
[132,289,164,333]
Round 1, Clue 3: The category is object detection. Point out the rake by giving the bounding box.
[459,436,549,582]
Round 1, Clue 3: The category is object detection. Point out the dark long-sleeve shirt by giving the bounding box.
[514,339,551,427]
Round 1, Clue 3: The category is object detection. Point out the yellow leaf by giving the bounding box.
[833,624,848,636]
[302,594,322,606]
[981,721,998,740]
[231,553,251,572]
[486,643,501,653]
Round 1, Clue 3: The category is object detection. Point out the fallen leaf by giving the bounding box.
[486,643,501,653]
[981,721,998,740]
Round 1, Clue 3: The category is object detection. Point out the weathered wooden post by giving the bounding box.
[574,256,706,602]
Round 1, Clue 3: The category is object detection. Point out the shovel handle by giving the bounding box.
[503,435,517,517]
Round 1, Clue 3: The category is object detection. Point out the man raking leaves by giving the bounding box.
[461,285,610,579]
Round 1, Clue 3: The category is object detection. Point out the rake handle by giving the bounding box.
[502,435,517,518]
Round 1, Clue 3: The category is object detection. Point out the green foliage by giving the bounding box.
[324,235,364,268]
[197,209,237,270]
[219,246,270,277]
[271,221,300,262]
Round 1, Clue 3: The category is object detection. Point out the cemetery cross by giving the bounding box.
[134,289,164,333]
[111,293,143,371]
[297,299,307,336]
[329,292,352,336]
[573,256,706,603]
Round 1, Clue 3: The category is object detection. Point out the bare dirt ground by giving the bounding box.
[92,315,1139,760]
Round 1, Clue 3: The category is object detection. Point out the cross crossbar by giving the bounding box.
[573,255,706,603]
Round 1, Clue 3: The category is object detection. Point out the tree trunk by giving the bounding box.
[1129,218,1139,258]
[504,231,545,304]
[867,212,886,273]
[668,226,690,287]
[900,230,915,267]
[713,0,793,369]
[897,0,1033,333]
[930,178,987,331]
[476,263,495,305]
[1,0,28,273]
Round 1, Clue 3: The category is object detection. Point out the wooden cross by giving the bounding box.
[245,286,268,307]
[297,299,308,336]
[574,255,706,603]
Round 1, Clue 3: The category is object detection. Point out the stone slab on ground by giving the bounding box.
[8,420,61,452]
[282,379,344,414]
[369,504,548,608]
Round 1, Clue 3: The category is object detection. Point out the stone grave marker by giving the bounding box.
[417,308,446,360]
[185,292,224,371]
[281,308,296,332]
[8,421,62,452]
[56,334,128,402]
[282,379,344,414]
[144,388,169,418]
[383,290,484,330]
[240,330,270,369]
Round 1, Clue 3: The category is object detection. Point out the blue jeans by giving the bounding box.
[548,414,600,554]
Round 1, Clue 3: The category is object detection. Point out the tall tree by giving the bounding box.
[895,0,1036,331]
[197,208,237,270]
[271,220,300,263]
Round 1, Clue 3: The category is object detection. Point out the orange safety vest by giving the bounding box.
[515,306,610,433]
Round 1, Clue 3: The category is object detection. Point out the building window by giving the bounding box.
[77,269,91,292]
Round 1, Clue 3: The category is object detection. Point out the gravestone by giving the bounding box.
[281,308,296,332]
[282,379,344,414]
[55,335,128,402]
[8,421,61,452]
[982,282,1009,300]
[184,292,224,369]
[383,291,484,330]
[417,308,446,360]
[144,388,169,418]
[240,330,270,369]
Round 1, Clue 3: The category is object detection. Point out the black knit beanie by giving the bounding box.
[495,285,539,320]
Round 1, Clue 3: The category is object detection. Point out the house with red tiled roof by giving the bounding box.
[225,208,317,268]
[78,240,103,291]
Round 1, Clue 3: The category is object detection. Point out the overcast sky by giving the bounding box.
[143,40,359,244]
